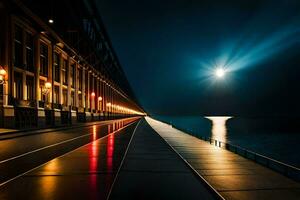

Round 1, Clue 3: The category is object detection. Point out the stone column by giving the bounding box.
[82,67,86,108]
[75,64,79,108]
[100,79,103,111]
[35,37,40,105]
[103,81,106,112]
[67,57,71,108]
[22,72,26,100]
[87,70,90,109]
[51,44,55,106]
[59,55,63,105]
[48,44,53,104]
[1,6,9,106]
[108,83,111,113]
[91,75,95,111]
[96,77,99,111]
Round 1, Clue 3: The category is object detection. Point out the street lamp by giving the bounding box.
[0,67,7,85]
[48,19,54,24]
[42,82,52,95]
[42,82,51,108]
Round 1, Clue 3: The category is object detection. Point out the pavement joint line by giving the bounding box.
[146,119,225,200]
[106,119,142,200]
[218,187,300,192]
[199,171,270,173]
[202,173,256,176]
[120,169,191,173]
[0,120,139,188]
[193,168,260,170]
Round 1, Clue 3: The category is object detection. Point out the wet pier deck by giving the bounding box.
[0,118,219,200]
[109,119,217,200]
[1,117,299,199]
[0,120,138,200]
[146,117,300,200]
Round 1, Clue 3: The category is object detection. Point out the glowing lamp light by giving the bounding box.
[106,102,111,107]
[215,68,225,78]
[48,19,54,24]
[0,67,7,77]
[45,82,52,89]
[0,67,6,84]
[42,82,51,95]
[98,96,102,101]
[91,92,95,97]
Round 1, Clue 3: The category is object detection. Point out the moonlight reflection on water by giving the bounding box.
[205,116,232,143]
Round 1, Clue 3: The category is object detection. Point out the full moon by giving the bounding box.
[215,68,225,78]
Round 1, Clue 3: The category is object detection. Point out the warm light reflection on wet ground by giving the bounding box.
[0,118,140,200]
[90,140,98,188]
[93,125,97,141]
[107,133,115,171]
[40,159,59,197]
[205,116,232,143]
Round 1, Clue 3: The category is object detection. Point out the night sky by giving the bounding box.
[96,0,300,116]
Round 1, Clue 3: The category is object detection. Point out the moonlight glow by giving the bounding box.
[215,68,225,78]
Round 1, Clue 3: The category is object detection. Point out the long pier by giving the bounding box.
[146,117,300,200]
[0,117,299,199]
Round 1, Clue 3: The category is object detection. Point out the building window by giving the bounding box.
[40,43,48,76]
[54,86,59,104]
[26,76,34,100]
[54,53,60,82]
[62,59,68,85]
[14,25,23,68]
[14,72,23,99]
[62,89,68,106]
[70,64,75,88]
[25,33,34,72]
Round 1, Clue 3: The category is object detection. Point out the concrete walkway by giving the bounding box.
[0,120,138,200]
[146,117,300,200]
[0,117,139,140]
[109,119,218,200]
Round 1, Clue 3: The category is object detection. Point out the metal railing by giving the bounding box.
[194,134,300,182]
[168,125,300,182]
